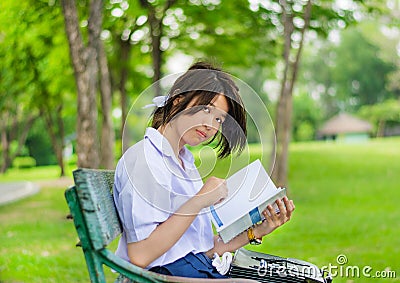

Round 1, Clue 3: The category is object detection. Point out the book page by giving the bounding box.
[210,159,283,230]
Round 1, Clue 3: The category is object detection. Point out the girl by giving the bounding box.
[113,61,295,278]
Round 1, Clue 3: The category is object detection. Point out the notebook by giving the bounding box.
[209,159,287,243]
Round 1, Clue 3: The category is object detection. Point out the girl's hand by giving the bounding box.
[255,196,295,238]
[195,177,228,208]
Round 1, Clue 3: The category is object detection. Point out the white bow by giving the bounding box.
[142,95,168,109]
[212,252,233,275]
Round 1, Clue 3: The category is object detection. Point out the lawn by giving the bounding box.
[0,137,399,282]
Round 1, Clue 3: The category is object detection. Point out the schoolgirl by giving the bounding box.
[113,61,295,278]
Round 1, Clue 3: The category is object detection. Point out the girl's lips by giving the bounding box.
[196,129,207,139]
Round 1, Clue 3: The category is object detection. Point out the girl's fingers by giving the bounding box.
[283,197,294,219]
[264,205,280,227]
[258,198,295,237]
[276,198,287,219]
[262,207,274,224]
[290,200,295,210]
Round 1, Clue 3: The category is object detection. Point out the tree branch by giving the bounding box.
[289,0,312,93]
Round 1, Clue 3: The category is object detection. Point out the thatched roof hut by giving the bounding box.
[319,113,373,141]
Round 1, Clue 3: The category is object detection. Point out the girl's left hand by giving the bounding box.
[255,196,295,238]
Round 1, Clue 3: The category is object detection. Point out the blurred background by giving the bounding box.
[0,0,399,282]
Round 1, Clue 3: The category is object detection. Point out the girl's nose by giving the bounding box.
[204,120,218,133]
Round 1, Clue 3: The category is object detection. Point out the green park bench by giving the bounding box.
[65,168,257,283]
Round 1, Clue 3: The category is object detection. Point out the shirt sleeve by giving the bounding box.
[113,151,173,243]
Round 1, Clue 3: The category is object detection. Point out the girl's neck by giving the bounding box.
[158,124,184,162]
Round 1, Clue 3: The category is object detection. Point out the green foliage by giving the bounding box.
[0,0,75,172]
[358,99,400,123]
[1,0,397,176]
[333,28,395,106]
[176,0,278,68]
[295,122,314,141]
[26,120,57,166]
[300,22,397,117]
[357,99,400,136]
[12,156,37,169]
[292,92,322,141]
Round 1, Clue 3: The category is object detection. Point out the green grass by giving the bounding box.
[1,137,399,282]
[0,185,119,283]
[253,137,400,283]
[0,164,75,183]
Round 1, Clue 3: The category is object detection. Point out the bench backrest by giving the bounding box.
[72,168,121,250]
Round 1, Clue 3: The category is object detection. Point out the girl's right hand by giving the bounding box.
[195,176,228,208]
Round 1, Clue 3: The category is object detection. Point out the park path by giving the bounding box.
[0,177,73,206]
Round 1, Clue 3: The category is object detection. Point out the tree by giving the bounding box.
[292,92,322,141]
[0,0,68,174]
[139,0,177,95]
[25,1,72,176]
[98,36,115,169]
[300,21,397,120]
[271,0,312,186]
[62,0,115,169]
[253,0,379,185]
[332,28,394,107]
[103,0,151,153]
[358,99,400,137]
[0,102,38,173]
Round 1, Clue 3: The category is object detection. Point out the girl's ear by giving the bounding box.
[173,95,184,106]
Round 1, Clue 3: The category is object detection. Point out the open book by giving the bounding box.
[208,159,286,243]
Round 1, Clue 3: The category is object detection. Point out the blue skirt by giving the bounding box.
[149,252,228,279]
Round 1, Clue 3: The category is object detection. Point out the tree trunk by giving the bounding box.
[61,0,102,168]
[119,38,131,154]
[376,119,385,137]
[0,115,37,173]
[56,105,66,176]
[139,0,176,95]
[42,105,66,177]
[149,10,163,91]
[272,0,312,186]
[98,40,115,169]
[0,127,11,174]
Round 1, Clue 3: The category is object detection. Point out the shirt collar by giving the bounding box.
[145,127,174,157]
[144,127,195,166]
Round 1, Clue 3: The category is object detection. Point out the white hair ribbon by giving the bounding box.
[212,252,233,275]
[142,95,168,109]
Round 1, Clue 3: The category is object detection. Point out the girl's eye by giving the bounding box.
[203,106,210,113]
[216,117,222,124]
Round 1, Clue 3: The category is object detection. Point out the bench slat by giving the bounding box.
[73,168,121,250]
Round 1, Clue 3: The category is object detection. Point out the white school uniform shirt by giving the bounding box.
[113,127,214,268]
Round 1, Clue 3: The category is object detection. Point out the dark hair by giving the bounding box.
[151,61,247,158]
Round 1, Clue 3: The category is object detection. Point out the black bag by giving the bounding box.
[229,248,332,283]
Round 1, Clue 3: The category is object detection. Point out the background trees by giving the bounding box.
[61,0,115,169]
[0,0,74,175]
[0,0,398,184]
[302,26,395,115]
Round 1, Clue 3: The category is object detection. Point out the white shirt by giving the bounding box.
[113,127,214,268]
